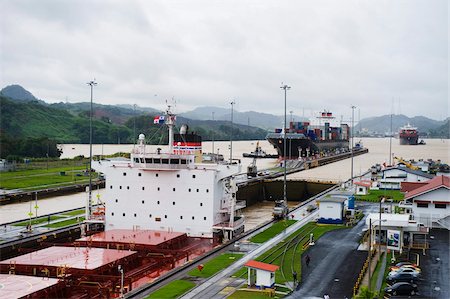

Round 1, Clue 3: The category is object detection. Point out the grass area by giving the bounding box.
[234,222,347,284]
[61,209,85,217]
[0,168,97,189]
[144,279,195,299]
[250,220,297,243]
[370,252,385,292]
[13,215,63,226]
[228,290,277,299]
[44,217,85,228]
[188,253,244,278]
[356,190,404,203]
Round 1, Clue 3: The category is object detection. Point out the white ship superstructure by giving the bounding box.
[94,107,244,240]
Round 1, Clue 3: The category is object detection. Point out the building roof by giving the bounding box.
[401,181,428,193]
[355,181,371,188]
[404,175,450,200]
[245,260,279,272]
[319,196,347,203]
[383,166,435,179]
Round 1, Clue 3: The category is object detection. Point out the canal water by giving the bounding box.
[1,138,448,224]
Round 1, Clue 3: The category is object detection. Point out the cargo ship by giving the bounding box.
[266,111,350,159]
[94,105,245,241]
[399,123,419,145]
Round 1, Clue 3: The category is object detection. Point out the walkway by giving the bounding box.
[180,208,319,299]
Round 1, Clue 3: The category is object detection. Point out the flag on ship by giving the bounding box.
[153,115,165,124]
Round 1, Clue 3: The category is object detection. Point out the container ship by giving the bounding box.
[399,123,419,145]
[266,111,350,159]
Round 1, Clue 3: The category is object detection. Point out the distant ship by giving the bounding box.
[399,123,419,145]
[266,111,350,159]
[242,141,278,159]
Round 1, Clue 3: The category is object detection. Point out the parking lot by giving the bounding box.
[385,228,449,299]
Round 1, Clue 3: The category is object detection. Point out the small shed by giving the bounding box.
[318,196,346,224]
[355,181,371,195]
[244,260,279,289]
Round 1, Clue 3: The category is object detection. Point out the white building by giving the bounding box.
[379,166,434,190]
[93,108,244,240]
[317,196,346,224]
[354,181,371,195]
[245,260,279,289]
[400,175,450,229]
[364,213,428,253]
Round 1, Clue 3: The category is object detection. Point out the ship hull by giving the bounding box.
[266,133,349,159]
[399,136,418,145]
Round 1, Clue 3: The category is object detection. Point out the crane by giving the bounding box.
[394,157,420,170]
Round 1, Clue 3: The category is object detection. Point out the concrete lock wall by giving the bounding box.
[237,180,333,206]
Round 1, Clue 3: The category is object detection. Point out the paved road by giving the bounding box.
[288,204,372,299]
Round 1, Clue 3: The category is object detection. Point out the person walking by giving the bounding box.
[305,254,311,267]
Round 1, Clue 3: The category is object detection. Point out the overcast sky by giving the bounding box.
[1,0,448,120]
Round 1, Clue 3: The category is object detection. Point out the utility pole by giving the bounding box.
[351,105,356,186]
[281,84,291,206]
[212,111,215,156]
[229,101,235,164]
[87,80,97,223]
[133,104,137,150]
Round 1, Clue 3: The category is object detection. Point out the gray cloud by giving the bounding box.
[1,0,448,120]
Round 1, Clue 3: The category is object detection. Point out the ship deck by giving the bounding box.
[0,274,61,299]
[0,246,136,271]
[76,229,188,250]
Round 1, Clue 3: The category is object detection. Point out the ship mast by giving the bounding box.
[165,105,175,153]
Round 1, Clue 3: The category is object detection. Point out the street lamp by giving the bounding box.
[229,101,235,164]
[280,84,291,206]
[87,79,97,222]
[212,111,215,157]
[351,105,356,186]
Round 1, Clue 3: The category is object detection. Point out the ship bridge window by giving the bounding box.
[140,158,144,163]
[145,158,152,163]
[153,158,161,164]
[181,159,187,164]
[162,159,169,164]
[134,158,139,163]
[170,159,180,164]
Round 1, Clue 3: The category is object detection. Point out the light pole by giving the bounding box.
[118,265,124,298]
[229,101,235,164]
[389,112,393,166]
[281,84,291,206]
[133,104,137,150]
[351,105,356,186]
[212,111,215,156]
[87,80,97,222]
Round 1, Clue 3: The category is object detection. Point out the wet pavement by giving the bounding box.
[288,203,374,299]
[407,228,449,299]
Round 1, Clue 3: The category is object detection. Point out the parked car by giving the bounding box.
[388,267,420,277]
[306,204,317,212]
[384,282,418,296]
[390,264,421,273]
[386,272,419,284]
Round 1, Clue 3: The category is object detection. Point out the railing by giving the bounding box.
[353,249,377,297]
